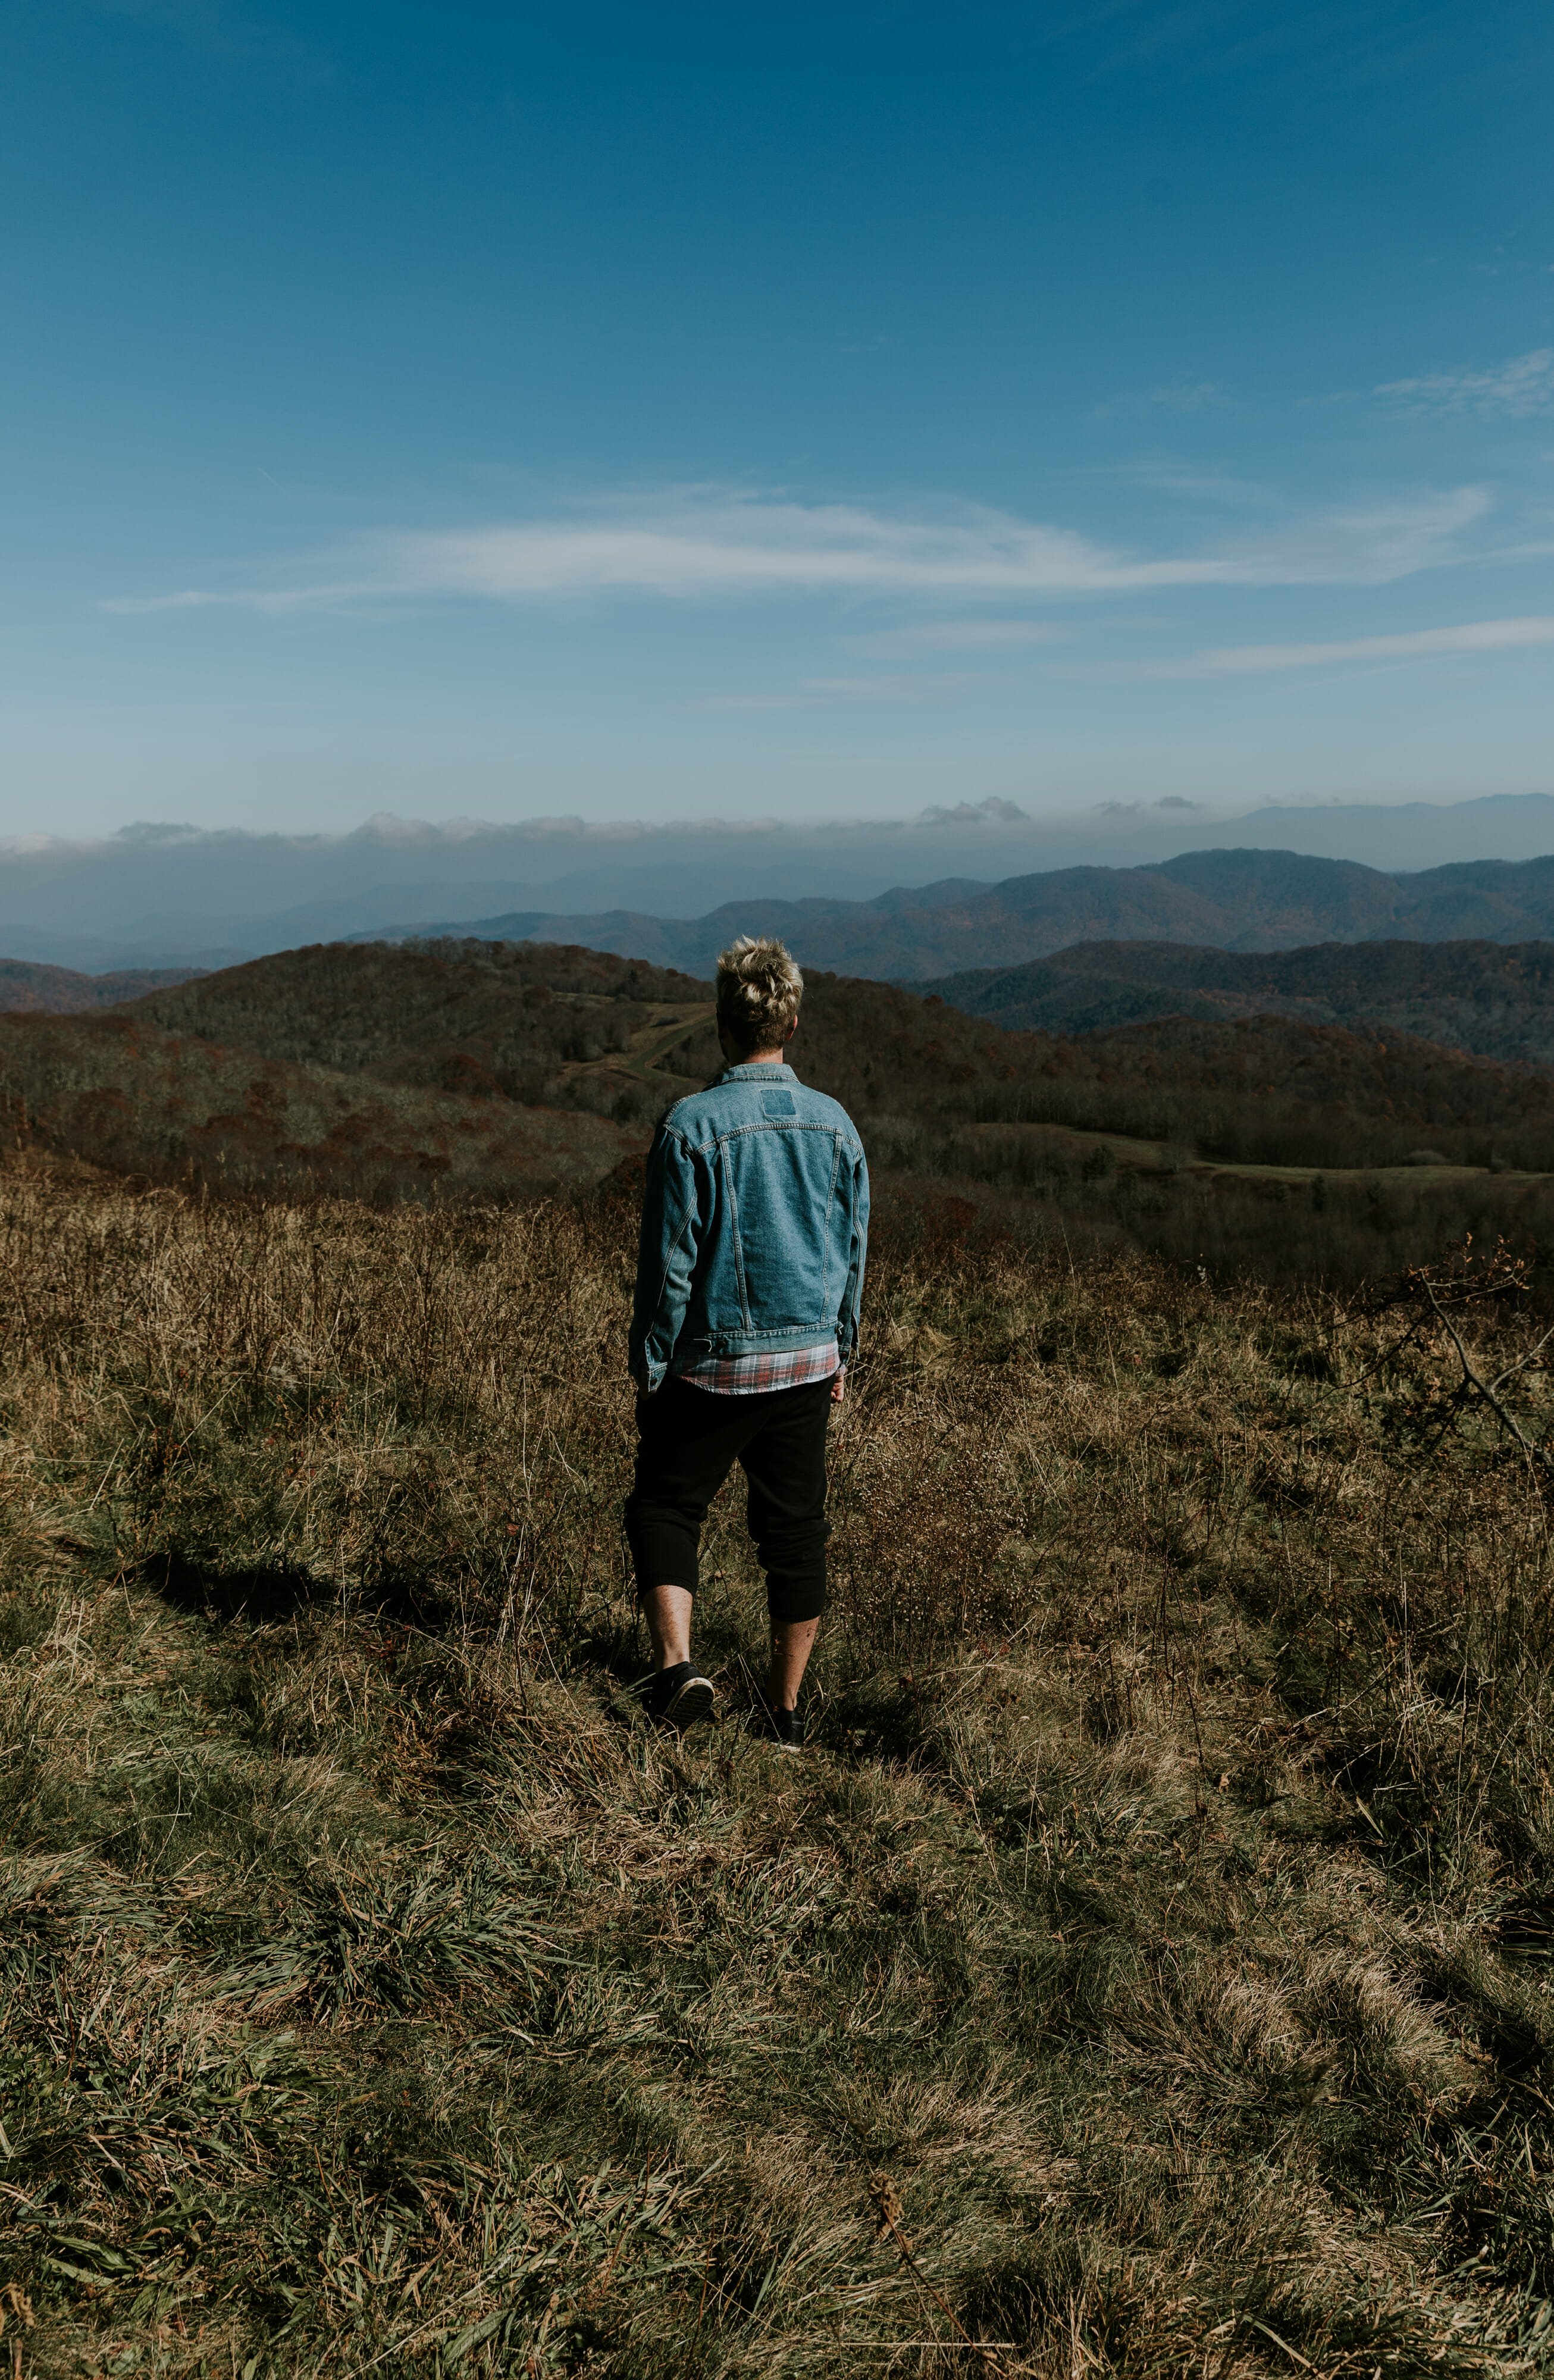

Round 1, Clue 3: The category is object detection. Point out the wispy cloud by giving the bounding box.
[1142,379,1227,411]
[1093,462,1274,509]
[843,619,1070,657]
[1376,348,1554,418]
[724,610,1554,701]
[704,670,1000,711]
[1211,487,1491,583]
[102,484,1498,618]
[1137,614,1554,679]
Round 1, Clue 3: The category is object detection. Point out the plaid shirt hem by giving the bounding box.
[678,1342,842,1396]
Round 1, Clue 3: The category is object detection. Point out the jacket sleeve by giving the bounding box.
[835,1139,870,1364]
[627,1124,706,1392]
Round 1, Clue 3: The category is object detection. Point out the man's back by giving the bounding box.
[629,1059,868,1392]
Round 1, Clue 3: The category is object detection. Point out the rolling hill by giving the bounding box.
[0,956,205,1013]
[0,933,1547,1280]
[0,1008,638,1202]
[922,934,1554,1065]
[114,934,1554,1175]
[11,792,1554,971]
[388,846,1554,979]
[128,937,710,1127]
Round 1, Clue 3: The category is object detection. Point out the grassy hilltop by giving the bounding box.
[5,1162,1554,2373]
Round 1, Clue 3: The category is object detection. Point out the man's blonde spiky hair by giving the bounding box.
[716,935,804,1057]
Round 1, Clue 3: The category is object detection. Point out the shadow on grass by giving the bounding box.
[568,1606,954,1759]
[819,1670,940,1765]
[569,1620,652,1698]
[567,1615,786,1741]
[146,1552,458,1631]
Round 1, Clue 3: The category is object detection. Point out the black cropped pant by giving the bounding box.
[624,1376,833,1624]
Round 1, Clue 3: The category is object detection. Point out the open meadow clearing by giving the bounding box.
[4,1167,1554,2375]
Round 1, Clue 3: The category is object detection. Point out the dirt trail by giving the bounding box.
[565,1000,715,1097]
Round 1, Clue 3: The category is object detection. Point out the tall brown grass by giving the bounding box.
[3,1162,1554,2373]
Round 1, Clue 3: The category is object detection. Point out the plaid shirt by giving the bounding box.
[679,1341,841,1396]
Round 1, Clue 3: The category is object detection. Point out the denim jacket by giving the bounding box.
[628,1062,869,1393]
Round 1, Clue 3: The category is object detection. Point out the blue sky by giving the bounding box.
[3,0,1553,840]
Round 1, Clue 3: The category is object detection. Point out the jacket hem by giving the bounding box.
[671,1327,838,1365]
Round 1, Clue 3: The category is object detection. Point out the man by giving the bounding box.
[625,935,869,1746]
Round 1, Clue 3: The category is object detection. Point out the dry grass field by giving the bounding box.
[4,1163,1554,2375]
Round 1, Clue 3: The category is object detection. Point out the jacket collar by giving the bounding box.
[718,1061,797,1082]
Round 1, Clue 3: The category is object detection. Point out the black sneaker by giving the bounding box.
[646,1661,717,1730]
[754,1694,804,1750]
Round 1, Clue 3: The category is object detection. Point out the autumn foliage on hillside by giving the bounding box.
[0,1007,635,1201]
[926,934,1554,1064]
[662,975,1554,1172]
[0,935,1551,1282]
[133,937,707,1115]
[118,935,1554,1173]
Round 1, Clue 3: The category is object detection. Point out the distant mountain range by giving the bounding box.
[4,793,1554,970]
[11,859,1554,1081]
[923,936,1554,1067]
[399,847,1554,979]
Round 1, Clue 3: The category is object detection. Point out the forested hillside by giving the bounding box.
[131,937,704,1103]
[925,934,1554,1062]
[120,933,1554,1170]
[0,1007,636,1201]
[593,966,1554,1173]
[1,934,1552,1280]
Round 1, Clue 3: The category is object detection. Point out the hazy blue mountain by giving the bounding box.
[391,848,1554,980]
[2,793,1553,969]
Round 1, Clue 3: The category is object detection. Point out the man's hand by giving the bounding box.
[830,1368,847,1404]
